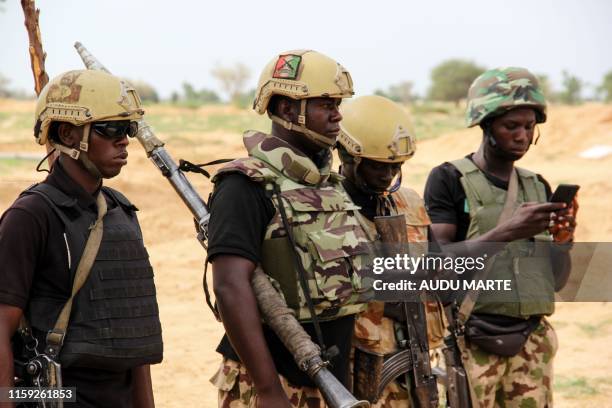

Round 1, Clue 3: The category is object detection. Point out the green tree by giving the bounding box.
[428,59,485,104]
[373,81,417,104]
[211,62,251,106]
[598,70,612,102]
[0,73,11,98]
[558,70,583,105]
[234,88,256,109]
[535,73,556,102]
[388,82,417,103]
[374,88,389,99]
[127,79,159,103]
[180,82,220,106]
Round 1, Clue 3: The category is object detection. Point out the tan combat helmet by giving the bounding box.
[34,70,143,175]
[339,95,416,163]
[253,50,354,148]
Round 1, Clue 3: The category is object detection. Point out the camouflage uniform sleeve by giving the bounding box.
[207,173,275,264]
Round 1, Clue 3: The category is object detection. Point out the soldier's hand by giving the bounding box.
[500,202,566,241]
[549,196,578,243]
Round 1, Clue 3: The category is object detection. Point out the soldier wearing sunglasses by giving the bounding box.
[0,70,162,408]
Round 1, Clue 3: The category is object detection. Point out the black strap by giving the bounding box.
[203,260,221,321]
[272,184,337,362]
[179,158,234,178]
[35,148,56,174]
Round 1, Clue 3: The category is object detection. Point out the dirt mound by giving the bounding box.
[1,102,611,406]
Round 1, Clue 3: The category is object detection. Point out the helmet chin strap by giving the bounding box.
[533,125,541,145]
[52,123,103,179]
[269,99,335,149]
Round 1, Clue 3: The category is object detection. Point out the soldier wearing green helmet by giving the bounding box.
[424,67,578,407]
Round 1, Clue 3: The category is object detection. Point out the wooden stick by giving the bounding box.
[21,0,55,164]
[21,0,48,95]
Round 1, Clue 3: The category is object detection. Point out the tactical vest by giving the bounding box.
[213,131,372,321]
[451,158,554,318]
[23,184,163,371]
[353,187,445,353]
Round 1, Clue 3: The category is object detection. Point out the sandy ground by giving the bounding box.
[1,100,611,407]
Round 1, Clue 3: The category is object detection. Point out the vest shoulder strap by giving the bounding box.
[22,183,77,226]
[449,157,477,176]
[515,167,547,202]
[102,187,138,213]
[449,158,497,209]
[212,157,279,185]
[449,159,547,208]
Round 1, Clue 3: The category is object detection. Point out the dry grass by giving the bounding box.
[1,99,611,407]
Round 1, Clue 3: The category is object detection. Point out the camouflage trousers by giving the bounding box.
[210,358,409,407]
[211,358,322,408]
[463,317,558,408]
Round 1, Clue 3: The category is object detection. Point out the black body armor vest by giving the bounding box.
[22,184,163,371]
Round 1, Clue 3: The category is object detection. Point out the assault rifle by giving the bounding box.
[442,304,473,408]
[373,215,438,408]
[74,43,368,408]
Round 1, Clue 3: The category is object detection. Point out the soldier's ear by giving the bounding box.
[277,97,298,122]
[57,123,80,148]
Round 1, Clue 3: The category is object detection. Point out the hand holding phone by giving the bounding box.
[549,184,579,242]
[550,184,580,206]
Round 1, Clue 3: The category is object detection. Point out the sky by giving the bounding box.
[1,0,611,100]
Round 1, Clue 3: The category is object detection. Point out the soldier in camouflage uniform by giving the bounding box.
[423,67,578,407]
[337,95,444,407]
[207,50,372,407]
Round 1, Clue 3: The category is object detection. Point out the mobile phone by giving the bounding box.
[550,184,580,206]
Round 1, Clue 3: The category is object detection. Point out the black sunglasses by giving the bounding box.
[91,121,138,139]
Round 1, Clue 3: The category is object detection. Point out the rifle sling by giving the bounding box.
[272,184,331,360]
[44,192,107,358]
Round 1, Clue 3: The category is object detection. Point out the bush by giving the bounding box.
[428,59,485,103]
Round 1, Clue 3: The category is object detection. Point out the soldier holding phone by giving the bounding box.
[424,67,577,407]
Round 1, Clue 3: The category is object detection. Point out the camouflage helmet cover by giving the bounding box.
[465,67,547,128]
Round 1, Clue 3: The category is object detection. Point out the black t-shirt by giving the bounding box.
[423,154,552,242]
[0,159,134,408]
[207,172,356,387]
[207,173,275,264]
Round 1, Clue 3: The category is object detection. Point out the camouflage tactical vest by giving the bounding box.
[353,187,446,353]
[213,131,372,321]
[451,158,554,318]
